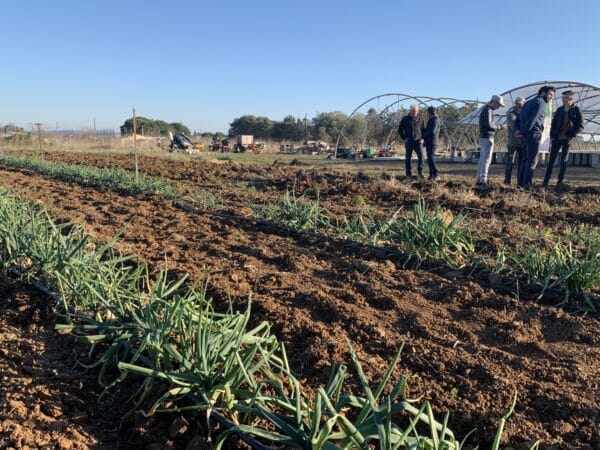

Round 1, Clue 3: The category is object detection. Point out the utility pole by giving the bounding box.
[35,123,43,158]
[132,107,139,182]
[93,116,97,146]
[304,114,307,144]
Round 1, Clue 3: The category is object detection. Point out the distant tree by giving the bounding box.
[364,108,385,145]
[271,115,305,141]
[346,114,368,146]
[311,111,348,144]
[200,132,213,138]
[380,108,407,143]
[2,123,24,133]
[228,115,273,138]
[119,117,191,136]
[170,122,191,135]
[311,111,374,147]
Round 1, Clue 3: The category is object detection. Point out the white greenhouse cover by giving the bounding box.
[456,81,600,135]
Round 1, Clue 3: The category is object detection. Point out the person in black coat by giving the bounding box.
[398,104,426,177]
[516,85,556,188]
[422,106,441,179]
[542,90,584,187]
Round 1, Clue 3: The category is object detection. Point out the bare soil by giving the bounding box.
[0,154,599,449]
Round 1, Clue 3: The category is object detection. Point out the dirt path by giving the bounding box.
[0,166,599,448]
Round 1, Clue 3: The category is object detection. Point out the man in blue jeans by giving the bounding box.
[516,86,556,189]
[541,90,583,188]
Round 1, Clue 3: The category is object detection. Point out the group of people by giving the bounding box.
[478,86,584,188]
[396,86,584,188]
[397,105,441,179]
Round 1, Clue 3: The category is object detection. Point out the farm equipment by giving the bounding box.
[279,143,296,153]
[360,147,377,158]
[232,135,265,153]
[168,132,199,153]
[359,146,396,158]
[209,136,231,152]
[379,141,396,157]
[327,147,357,159]
[280,140,330,155]
[298,140,330,154]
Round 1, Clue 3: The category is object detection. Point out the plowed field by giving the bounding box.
[1,151,599,449]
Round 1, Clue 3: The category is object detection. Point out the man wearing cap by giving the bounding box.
[423,106,441,180]
[398,104,426,178]
[541,90,583,188]
[516,85,556,189]
[504,97,525,184]
[476,95,506,185]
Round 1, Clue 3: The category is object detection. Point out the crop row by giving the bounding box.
[251,191,600,311]
[0,153,180,198]
[0,188,525,449]
[0,154,597,310]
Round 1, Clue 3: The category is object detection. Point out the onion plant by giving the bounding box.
[250,189,329,231]
[388,197,474,268]
[510,242,600,310]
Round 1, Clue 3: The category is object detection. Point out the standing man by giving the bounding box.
[517,85,556,189]
[423,106,441,180]
[504,97,526,184]
[398,104,425,177]
[477,95,506,185]
[542,90,583,188]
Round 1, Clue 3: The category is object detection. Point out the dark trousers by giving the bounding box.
[504,145,524,184]
[518,134,541,188]
[542,139,571,186]
[405,139,423,177]
[425,143,438,177]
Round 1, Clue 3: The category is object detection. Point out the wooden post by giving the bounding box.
[35,123,43,159]
[132,107,139,182]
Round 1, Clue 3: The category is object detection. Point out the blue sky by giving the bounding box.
[1,0,599,133]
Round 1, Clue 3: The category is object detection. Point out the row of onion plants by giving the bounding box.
[251,190,475,269]
[0,153,180,198]
[252,190,599,309]
[0,188,520,449]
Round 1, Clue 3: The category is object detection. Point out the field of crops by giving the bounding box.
[1,149,599,449]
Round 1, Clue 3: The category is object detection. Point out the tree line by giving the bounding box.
[227,110,394,145]
[227,104,478,146]
[120,117,191,137]
[119,104,478,146]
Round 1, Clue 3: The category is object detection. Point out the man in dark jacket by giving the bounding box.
[398,104,426,177]
[516,85,556,188]
[504,97,525,184]
[541,90,584,187]
[422,106,441,179]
